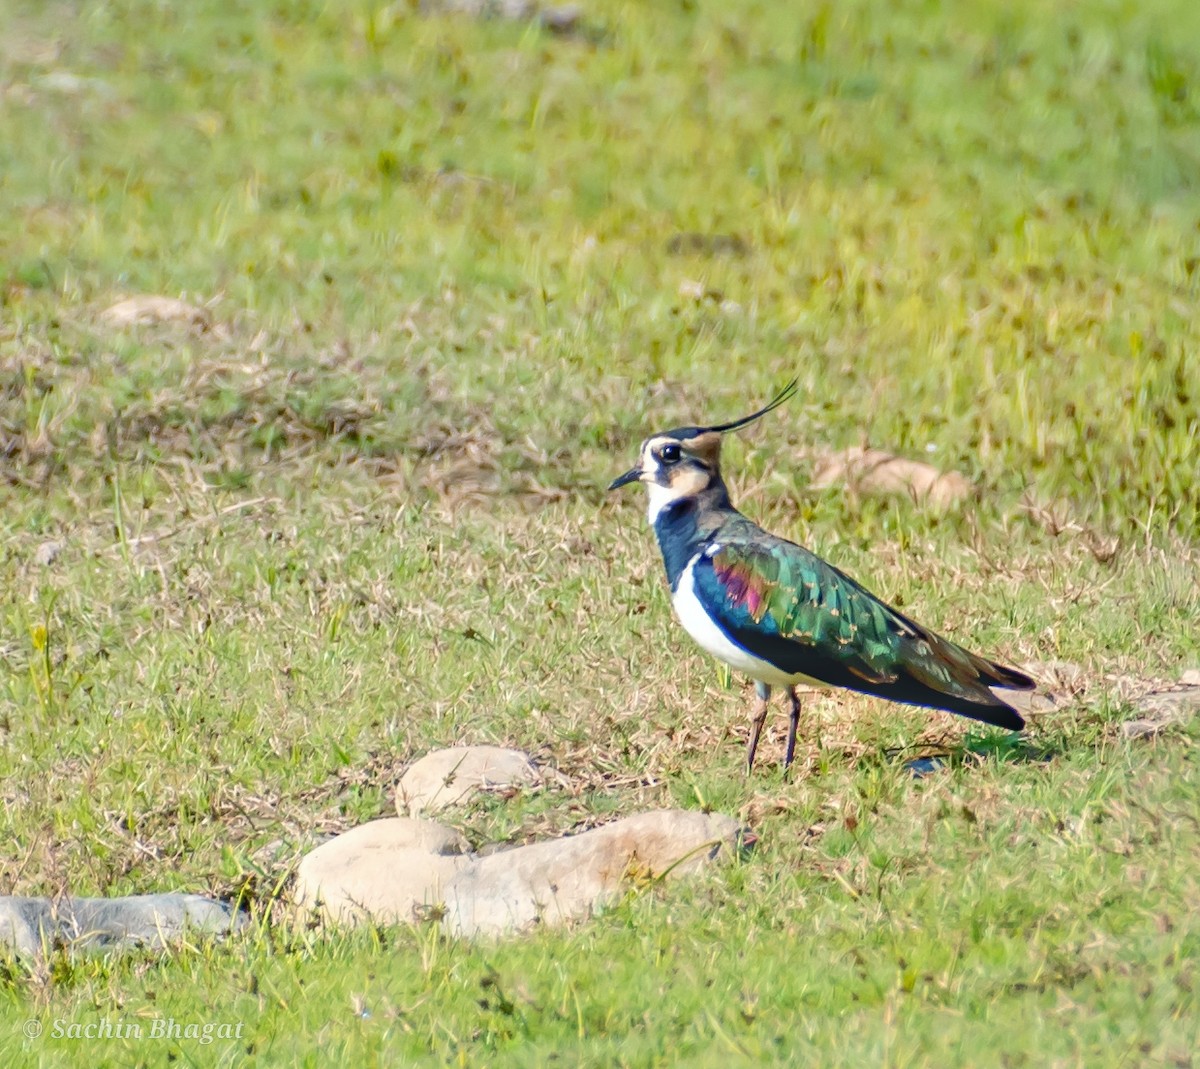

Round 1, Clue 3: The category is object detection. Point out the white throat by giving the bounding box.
[645,481,678,525]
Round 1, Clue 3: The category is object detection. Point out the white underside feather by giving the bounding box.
[645,482,678,525]
[673,554,826,689]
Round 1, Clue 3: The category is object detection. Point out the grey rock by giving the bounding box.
[0,899,44,957]
[422,0,536,17]
[420,0,582,32]
[63,895,241,947]
[396,746,539,816]
[1121,686,1200,739]
[1180,668,1200,687]
[0,894,243,958]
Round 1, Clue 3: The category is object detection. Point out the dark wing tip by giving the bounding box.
[984,661,1038,692]
[987,702,1026,732]
[940,691,1025,732]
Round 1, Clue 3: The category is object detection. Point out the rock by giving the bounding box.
[37,71,113,97]
[1000,688,1059,717]
[420,0,583,30]
[293,817,471,924]
[396,746,539,816]
[666,233,750,257]
[1121,687,1200,740]
[539,4,583,33]
[421,0,535,17]
[1181,669,1200,687]
[0,894,242,957]
[677,278,724,304]
[442,809,747,938]
[34,540,64,566]
[1018,498,1120,562]
[0,899,42,957]
[992,660,1086,719]
[292,809,751,938]
[101,295,209,329]
[1025,660,1088,690]
[64,895,241,948]
[810,447,974,509]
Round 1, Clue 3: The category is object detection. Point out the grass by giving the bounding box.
[1,0,1199,1064]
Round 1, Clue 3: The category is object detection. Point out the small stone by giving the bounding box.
[101,295,209,329]
[1001,688,1059,717]
[539,4,582,32]
[1121,687,1200,739]
[1025,660,1088,691]
[293,817,471,924]
[396,746,539,816]
[1122,719,1168,740]
[421,0,536,16]
[677,279,724,304]
[34,540,63,566]
[38,71,113,96]
[1181,669,1200,687]
[442,809,749,938]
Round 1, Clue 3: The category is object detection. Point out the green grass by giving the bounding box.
[1,0,1199,1065]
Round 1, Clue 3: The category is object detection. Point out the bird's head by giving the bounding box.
[608,380,797,522]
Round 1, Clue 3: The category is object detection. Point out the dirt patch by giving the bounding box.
[0,328,572,504]
[810,446,974,508]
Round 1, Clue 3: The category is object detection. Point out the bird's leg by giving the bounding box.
[784,686,802,772]
[746,681,771,773]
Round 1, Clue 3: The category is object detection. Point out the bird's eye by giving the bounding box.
[659,444,681,464]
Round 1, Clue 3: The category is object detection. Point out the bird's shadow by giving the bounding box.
[892,732,1060,779]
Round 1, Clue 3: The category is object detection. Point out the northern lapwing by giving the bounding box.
[608,381,1034,772]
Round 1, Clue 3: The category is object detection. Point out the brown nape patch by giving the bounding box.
[667,464,713,498]
[684,431,723,468]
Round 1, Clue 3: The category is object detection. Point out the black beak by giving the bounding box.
[607,467,642,491]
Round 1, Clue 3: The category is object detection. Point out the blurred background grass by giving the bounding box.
[1,2,1198,1066]
[2,0,1198,533]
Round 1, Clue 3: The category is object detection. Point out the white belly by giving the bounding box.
[673,556,825,688]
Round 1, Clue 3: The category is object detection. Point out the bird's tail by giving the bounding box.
[947,692,1026,732]
[897,640,1035,731]
[974,656,1037,693]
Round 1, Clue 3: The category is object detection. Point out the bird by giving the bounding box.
[608,380,1035,773]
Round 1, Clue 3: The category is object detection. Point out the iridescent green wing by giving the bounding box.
[700,535,902,685]
[697,523,1030,713]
